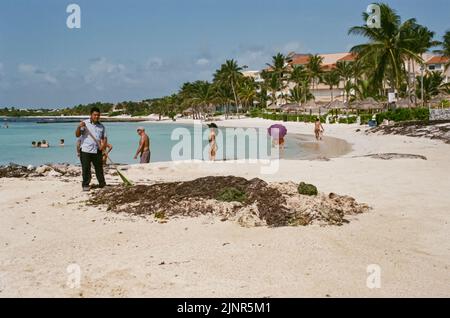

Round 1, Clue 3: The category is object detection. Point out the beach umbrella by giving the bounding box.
[325,99,348,110]
[395,98,413,108]
[351,98,382,110]
[268,124,287,138]
[280,103,301,113]
[429,93,450,107]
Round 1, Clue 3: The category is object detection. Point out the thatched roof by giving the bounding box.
[395,98,414,108]
[302,100,318,109]
[429,93,450,105]
[349,98,383,110]
[280,103,302,112]
[325,99,348,109]
[267,103,281,110]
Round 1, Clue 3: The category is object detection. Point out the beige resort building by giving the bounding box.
[243,52,450,108]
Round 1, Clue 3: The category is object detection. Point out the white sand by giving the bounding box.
[1,118,449,297]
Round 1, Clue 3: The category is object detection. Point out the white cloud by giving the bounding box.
[196,58,210,66]
[17,63,58,85]
[85,57,138,90]
[144,57,164,70]
[0,63,8,89]
[278,41,303,54]
[18,63,38,74]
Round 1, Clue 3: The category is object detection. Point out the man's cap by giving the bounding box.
[137,126,145,131]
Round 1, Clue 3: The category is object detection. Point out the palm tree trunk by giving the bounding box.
[407,59,411,107]
[412,62,417,105]
[231,80,239,118]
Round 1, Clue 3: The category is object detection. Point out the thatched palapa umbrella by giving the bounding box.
[280,103,302,113]
[350,98,383,111]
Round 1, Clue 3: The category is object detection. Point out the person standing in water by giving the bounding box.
[134,127,150,164]
[314,118,324,141]
[75,107,107,191]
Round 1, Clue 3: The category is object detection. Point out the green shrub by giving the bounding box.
[217,187,247,203]
[109,111,125,117]
[338,116,357,124]
[359,114,373,125]
[298,182,318,196]
[375,108,429,125]
[154,211,166,219]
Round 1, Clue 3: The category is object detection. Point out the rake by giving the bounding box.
[84,126,133,187]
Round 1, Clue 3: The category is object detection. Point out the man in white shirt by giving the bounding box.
[75,107,107,191]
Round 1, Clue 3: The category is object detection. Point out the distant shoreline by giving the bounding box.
[0,115,162,123]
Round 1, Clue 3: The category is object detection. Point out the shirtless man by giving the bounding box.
[134,127,150,163]
[314,118,324,141]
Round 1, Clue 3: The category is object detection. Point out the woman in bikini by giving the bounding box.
[208,124,218,161]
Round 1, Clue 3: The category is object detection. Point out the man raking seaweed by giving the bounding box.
[75,107,132,191]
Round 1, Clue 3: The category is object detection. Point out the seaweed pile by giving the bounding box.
[367,121,450,144]
[88,176,370,227]
[0,163,81,178]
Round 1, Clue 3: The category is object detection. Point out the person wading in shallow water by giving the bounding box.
[134,127,150,164]
[314,118,324,141]
[75,107,107,191]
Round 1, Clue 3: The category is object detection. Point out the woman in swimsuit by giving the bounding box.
[208,126,217,161]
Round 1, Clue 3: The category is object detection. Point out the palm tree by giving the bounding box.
[444,31,450,70]
[306,54,324,93]
[190,81,216,117]
[402,21,439,105]
[238,78,257,112]
[435,30,450,70]
[335,61,355,102]
[262,71,284,108]
[213,60,245,115]
[288,85,313,106]
[290,65,309,85]
[213,82,234,117]
[352,79,373,101]
[255,81,269,109]
[349,3,425,95]
[321,70,341,102]
[416,71,446,104]
[265,53,289,106]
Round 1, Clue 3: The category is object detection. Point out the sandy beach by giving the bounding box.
[1,118,449,297]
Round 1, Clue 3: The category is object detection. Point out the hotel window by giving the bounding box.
[428,65,435,70]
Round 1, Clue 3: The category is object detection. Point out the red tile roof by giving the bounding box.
[289,54,310,65]
[337,53,357,62]
[426,56,449,64]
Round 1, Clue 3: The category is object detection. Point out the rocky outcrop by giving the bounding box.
[0,163,81,178]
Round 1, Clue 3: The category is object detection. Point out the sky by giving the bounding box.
[0,0,449,108]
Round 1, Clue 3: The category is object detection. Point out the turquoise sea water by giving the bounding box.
[0,119,349,166]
